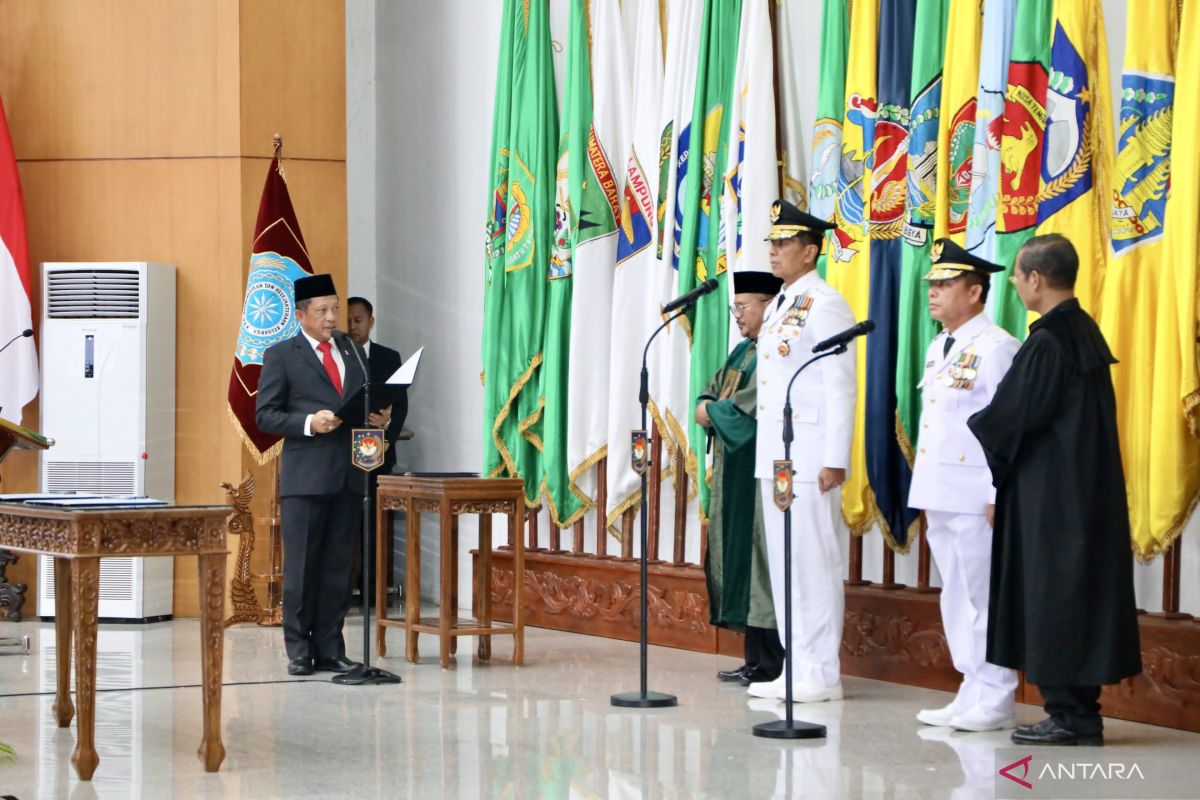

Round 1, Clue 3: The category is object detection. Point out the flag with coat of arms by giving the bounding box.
[227,141,314,464]
[606,0,666,535]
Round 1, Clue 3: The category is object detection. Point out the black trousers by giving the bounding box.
[744,625,784,678]
[1039,685,1103,734]
[281,491,358,661]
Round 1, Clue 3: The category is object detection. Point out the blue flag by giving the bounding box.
[865,0,918,549]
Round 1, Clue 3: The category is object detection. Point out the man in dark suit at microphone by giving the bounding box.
[256,274,393,676]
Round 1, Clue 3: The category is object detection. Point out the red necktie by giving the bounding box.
[317,340,343,395]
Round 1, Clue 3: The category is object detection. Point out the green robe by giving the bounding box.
[699,338,776,630]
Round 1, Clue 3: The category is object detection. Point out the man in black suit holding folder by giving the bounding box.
[256,274,393,676]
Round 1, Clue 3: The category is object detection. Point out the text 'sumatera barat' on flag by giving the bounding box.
[0,95,38,426]
[227,142,314,464]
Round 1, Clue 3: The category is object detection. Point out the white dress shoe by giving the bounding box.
[916,702,964,727]
[747,697,785,715]
[783,683,844,703]
[747,676,785,699]
[950,706,1015,732]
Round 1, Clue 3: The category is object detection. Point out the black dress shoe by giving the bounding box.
[717,664,752,682]
[288,658,313,676]
[1011,718,1103,746]
[1014,717,1056,737]
[314,656,362,674]
[740,665,781,686]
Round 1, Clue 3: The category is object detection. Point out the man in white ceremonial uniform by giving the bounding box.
[909,238,1020,732]
[749,199,856,704]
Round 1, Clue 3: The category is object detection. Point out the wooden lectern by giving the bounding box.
[0,416,52,623]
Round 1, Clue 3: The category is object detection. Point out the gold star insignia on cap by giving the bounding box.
[931,241,944,263]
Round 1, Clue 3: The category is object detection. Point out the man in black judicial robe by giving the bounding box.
[966,234,1141,746]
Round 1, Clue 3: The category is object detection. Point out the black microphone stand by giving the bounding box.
[752,345,847,739]
[335,336,402,686]
[0,329,33,356]
[611,307,689,709]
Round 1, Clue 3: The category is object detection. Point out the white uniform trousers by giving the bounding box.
[759,480,845,691]
[925,510,1017,715]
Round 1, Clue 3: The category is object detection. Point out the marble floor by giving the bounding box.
[0,619,1197,799]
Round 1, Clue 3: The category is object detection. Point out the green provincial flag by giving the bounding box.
[481,0,559,506]
[676,0,743,518]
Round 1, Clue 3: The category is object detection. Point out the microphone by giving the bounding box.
[812,320,875,353]
[661,279,720,314]
[0,328,33,356]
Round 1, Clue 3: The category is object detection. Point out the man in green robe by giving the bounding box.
[696,270,785,686]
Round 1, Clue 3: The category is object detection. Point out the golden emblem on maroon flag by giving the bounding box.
[630,429,649,475]
[352,428,386,472]
[773,460,794,511]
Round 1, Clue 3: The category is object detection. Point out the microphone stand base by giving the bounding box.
[332,666,402,686]
[610,690,677,708]
[752,720,827,740]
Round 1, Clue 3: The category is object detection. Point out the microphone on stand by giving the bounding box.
[811,320,875,353]
[661,279,720,314]
[0,329,33,355]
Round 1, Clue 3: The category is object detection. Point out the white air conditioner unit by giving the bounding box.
[36,262,176,621]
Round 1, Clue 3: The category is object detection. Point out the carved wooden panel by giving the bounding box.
[484,552,716,652]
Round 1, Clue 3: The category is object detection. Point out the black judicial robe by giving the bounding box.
[967,299,1141,686]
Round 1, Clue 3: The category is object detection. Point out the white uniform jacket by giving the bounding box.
[754,270,857,483]
[907,312,1019,515]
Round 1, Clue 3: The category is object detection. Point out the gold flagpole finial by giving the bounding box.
[273,134,285,179]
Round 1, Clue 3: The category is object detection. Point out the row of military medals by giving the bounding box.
[776,293,814,357]
[943,348,980,390]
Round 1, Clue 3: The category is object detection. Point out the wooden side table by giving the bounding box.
[374,475,524,669]
[0,502,229,781]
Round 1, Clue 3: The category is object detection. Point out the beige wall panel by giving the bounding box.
[0,0,241,160]
[239,0,347,160]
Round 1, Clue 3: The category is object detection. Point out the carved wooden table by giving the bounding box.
[0,502,230,780]
[374,476,524,669]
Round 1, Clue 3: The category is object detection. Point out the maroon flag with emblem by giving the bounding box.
[227,142,314,463]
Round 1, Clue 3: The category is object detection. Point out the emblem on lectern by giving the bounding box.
[352,428,386,472]
[773,460,794,511]
[630,429,649,475]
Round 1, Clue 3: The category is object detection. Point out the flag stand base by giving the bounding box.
[611,690,677,708]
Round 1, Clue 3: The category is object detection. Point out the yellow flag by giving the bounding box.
[1102,0,1185,558]
[827,0,878,535]
[1144,0,1200,558]
[933,0,982,243]
[1034,0,1115,315]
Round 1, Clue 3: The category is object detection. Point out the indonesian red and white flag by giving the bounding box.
[0,96,38,425]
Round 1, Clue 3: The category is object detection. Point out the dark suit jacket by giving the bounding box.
[367,341,406,473]
[256,331,368,497]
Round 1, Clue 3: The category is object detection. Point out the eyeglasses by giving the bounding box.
[729,299,770,317]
